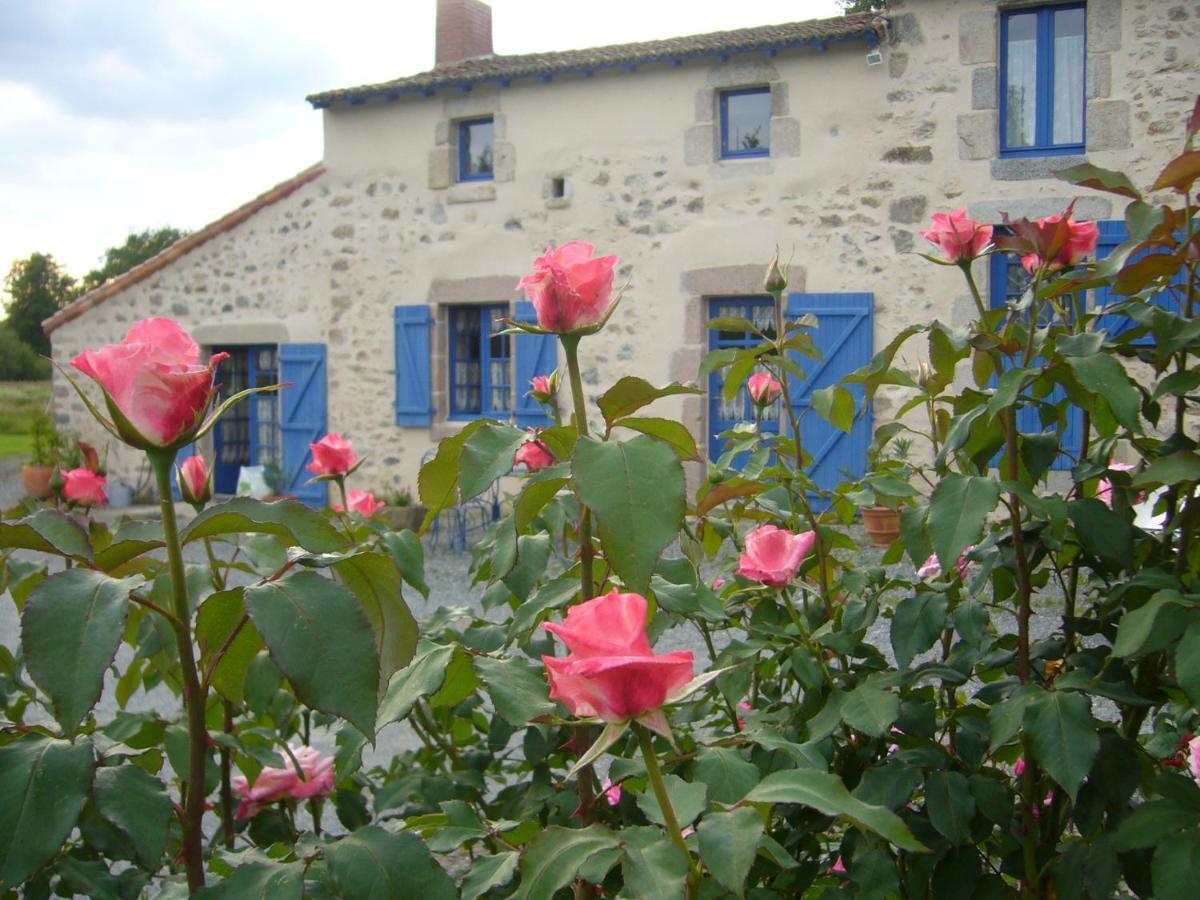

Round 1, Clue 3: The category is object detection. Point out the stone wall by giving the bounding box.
[50,0,1200,496]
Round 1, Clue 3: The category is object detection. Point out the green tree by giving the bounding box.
[81,226,187,292]
[840,0,887,12]
[0,321,50,379]
[3,253,76,356]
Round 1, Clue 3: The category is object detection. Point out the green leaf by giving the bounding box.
[514,475,569,533]
[182,497,344,552]
[195,861,303,899]
[925,771,974,844]
[1065,354,1140,431]
[620,827,687,900]
[1024,691,1099,802]
[0,509,91,560]
[460,852,519,900]
[510,575,579,636]
[573,435,685,593]
[745,769,926,852]
[243,570,380,735]
[1152,831,1200,900]
[460,423,528,500]
[1056,332,1105,357]
[928,475,999,577]
[597,376,702,426]
[986,366,1034,415]
[93,765,171,869]
[841,683,901,737]
[195,588,263,704]
[333,554,419,689]
[21,569,137,733]
[502,533,552,600]
[891,593,948,669]
[417,420,485,525]
[511,825,621,900]
[0,735,94,891]
[698,807,763,898]
[1114,590,1188,658]
[988,684,1041,753]
[1113,800,1200,850]
[325,826,455,900]
[1176,619,1200,707]
[381,530,429,599]
[376,643,455,727]
[693,748,761,805]
[615,416,700,460]
[637,774,707,828]
[1133,451,1200,488]
[1069,499,1134,571]
[812,385,856,433]
[1055,162,1143,199]
[474,656,556,725]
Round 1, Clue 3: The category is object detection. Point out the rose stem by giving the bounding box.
[636,723,697,898]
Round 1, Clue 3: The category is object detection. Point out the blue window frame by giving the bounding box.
[449,304,511,419]
[1000,4,1086,157]
[720,88,771,159]
[458,117,494,181]
[708,297,779,458]
[212,345,279,494]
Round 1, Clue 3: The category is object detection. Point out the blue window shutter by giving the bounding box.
[513,300,556,429]
[280,344,328,508]
[785,293,874,498]
[395,305,433,426]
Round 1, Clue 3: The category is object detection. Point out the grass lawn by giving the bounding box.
[0,381,52,460]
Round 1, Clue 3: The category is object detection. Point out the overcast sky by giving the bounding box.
[0,0,841,295]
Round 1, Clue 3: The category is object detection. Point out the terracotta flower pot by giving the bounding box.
[861,506,902,547]
[21,465,55,500]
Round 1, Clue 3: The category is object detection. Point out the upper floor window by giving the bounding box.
[458,117,495,181]
[449,304,510,418]
[720,88,771,159]
[1001,4,1086,157]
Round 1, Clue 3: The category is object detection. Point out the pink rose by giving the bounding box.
[737,699,751,731]
[602,777,622,806]
[747,372,783,406]
[517,241,620,333]
[830,856,847,877]
[342,489,386,517]
[231,746,335,820]
[61,468,106,506]
[1187,735,1200,784]
[737,524,815,587]
[541,590,694,722]
[916,553,941,579]
[515,436,555,472]
[71,317,229,449]
[1097,462,1136,508]
[530,373,558,403]
[921,209,993,263]
[308,433,359,478]
[1020,214,1100,274]
[178,454,211,507]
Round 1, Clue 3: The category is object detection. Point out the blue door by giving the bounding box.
[279,344,328,507]
[708,298,781,460]
[212,345,280,495]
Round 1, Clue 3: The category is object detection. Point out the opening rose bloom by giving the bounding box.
[178,454,212,508]
[341,489,386,517]
[737,524,816,587]
[308,433,359,477]
[61,468,107,506]
[530,373,558,403]
[231,745,335,820]
[921,209,993,263]
[517,241,619,333]
[917,547,975,581]
[1020,214,1100,274]
[748,372,783,406]
[71,317,229,449]
[515,436,555,472]
[542,591,694,729]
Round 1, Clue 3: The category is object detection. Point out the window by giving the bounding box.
[449,304,511,418]
[211,345,279,494]
[708,298,779,458]
[720,88,771,159]
[1000,4,1086,156]
[458,117,494,181]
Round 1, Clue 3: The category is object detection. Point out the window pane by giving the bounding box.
[462,119,494,178]
[1052,8,1085,145]
[724,90,771,154]
[1004,13,1038,148]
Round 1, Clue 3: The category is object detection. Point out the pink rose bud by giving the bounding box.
[916,553,942,579]
[541,590,694,723]
[830,856,848,877]
[530,372,558,403]
[231,745,335,820]
[517,241,620,334]
[921,209,993,263]
[514,435,555,472]
[763,250,788,294]
[178,454,212,507]
[1014,757,1026,778]
[61,467,107,506]
[712,578,727,591]
[737,524,816,587]
[602,777,623,806]
[1020,213,1099,274]
[747,372,783,407]
[308,433,359,478]
[956,546,975,581]
[344,489,386,517]
[71,317,229,449]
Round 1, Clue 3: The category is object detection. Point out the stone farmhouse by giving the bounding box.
[44,0,1197,506]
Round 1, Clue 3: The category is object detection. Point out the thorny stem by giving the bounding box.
[150,450,208,893]
[220,703,235,849]
[637,724,697,899]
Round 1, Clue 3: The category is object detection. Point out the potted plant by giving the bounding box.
[380,487,426,531]
[856,433,920,547]
[21,409,65,499]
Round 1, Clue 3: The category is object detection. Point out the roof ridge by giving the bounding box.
[43,163,326,336]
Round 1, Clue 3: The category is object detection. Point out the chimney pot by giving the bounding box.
[436,0,493,67]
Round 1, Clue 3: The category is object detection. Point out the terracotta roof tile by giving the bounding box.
[307,12,885,108]
[44,164,326,336]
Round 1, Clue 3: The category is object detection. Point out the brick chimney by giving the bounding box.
[435,0,493,66]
